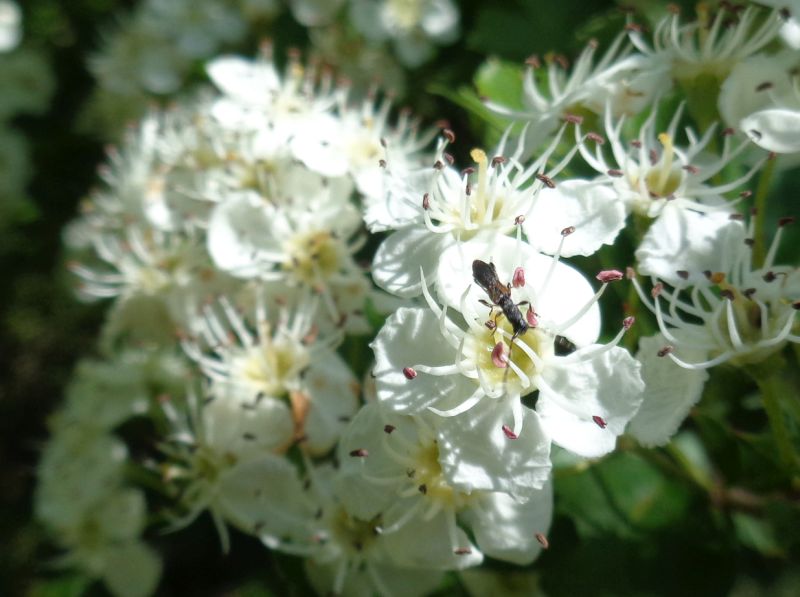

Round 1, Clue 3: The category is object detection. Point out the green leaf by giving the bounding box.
[474,59,525,112]
[28,574,92,597]
[556,451,693,538]
[732,512,784,557]
[668,431,714,490]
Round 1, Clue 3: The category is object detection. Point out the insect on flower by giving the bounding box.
[472,260,531,368]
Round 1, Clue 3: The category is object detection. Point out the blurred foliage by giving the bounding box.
[2,0,800,596]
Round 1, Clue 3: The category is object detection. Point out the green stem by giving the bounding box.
[752,156,777,268]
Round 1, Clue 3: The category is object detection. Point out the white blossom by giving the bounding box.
[631,215,800,370]
[486,34,666,153]
[337,402,553,566]
[183,293,359,456]
[372,236,644,457]
[371,129,577,297]
[627,3,785,84]
[349,0,460,67]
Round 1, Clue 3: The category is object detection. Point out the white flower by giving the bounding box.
[627,3,785,84]
[258,462,447,597]
[486,34,666,153]
[206,48,335,136]
[183,293,359,456]
[290,93,436,199]
[631,215,800,370]
[372,236,644,457]
[206,188,373,332]
[159,388,316,553]
[576,104,761,220]
[69,224,233,336]
[371,129,576,297]
[350,0,460,67]
[337,402,553,566]
[0,1,21,52]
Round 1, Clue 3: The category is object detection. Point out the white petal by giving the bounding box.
[203,392,294,458]
[206,56,279,104]
[102,542,162,597]
[302,352,361,455]
[538,346,645,458]
[290,113,350,177]
[372,227,448,297]
[206,194,274,278]
[335,403,410,520]
[217,455,313,540]
[436,235,601,346]
[372,307,476,414]
[463,480,553,565]
[436,397,551,498]
[636,204,746,285]
[525,180,626,257]
[381,507,483,570]
[741,107,800,154]
[628,333,709,447]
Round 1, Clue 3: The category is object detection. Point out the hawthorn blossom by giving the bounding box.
[631,215,800,371]
[349,0,460,67]
[575,104,762,220]
[372,236,644,457]
[159,387,316,553]
[206,188,373,331]
[183,294,359,456]
[205,48,336,139]
[627,3,785,85]
[35,425,161,597]
[256,463,447,597]
[370,128,577,297]
[290,91,436,199]
[485,33,666,154]
[337,402,553,566]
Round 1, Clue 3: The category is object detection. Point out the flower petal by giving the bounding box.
[372,307,477,414]
[436,397,552,498]
[207,193,275,278]
[525,180,626,258]
[302,352,361,456]
[462,480,553,565]
[372,227,448,297]
[538,346,645,457]
[628,333,709,447]
[636,204,746,285]
[741,107,800,154]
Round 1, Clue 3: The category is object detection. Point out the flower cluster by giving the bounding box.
[36,2,800,596]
